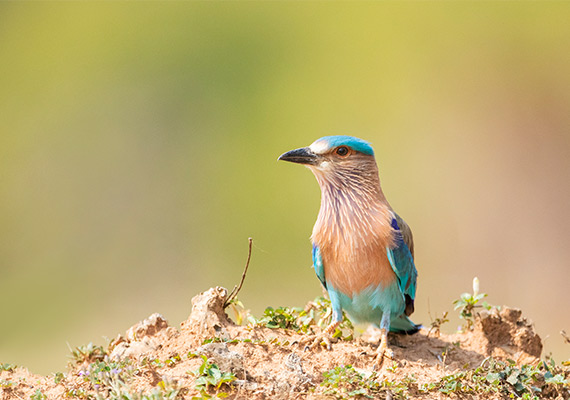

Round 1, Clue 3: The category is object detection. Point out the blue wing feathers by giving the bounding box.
[386,217,418,315]
[312,244,327,289]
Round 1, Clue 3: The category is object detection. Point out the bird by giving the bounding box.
[278,135,419,365]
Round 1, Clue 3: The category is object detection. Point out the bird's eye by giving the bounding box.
[335,146,349,157]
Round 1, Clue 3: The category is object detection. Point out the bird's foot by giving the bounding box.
[373,328,394,369]
[300,321,341,351]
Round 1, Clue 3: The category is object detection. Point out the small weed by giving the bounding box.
[65,387,89,398]
[30,389,47,400]
[225,299,249,326]
[386,361,399,373]
[0,363,16,372]
[250,306,302,330]
[191,355,236,399]
[165,354,182,368]
[77,358,136,398]
[53,371,65,384]
[427,311,449,337]
[0,378,15,388]
[69,342,106,365]
[453,277,491,331]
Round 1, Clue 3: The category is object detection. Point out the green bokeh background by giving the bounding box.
[1,3,569,374]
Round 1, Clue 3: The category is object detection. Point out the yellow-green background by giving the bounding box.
[1,3,569,374]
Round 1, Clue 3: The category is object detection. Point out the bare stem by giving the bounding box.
[224,237,253,309]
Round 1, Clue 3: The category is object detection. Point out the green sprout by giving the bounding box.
[30,389,47,400]
[191,355,236,399]
[225,299,249,326]
[453,277,491,331]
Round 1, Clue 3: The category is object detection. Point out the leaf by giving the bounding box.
[486,372,501,385]
[506,370,520,385]
[545,374,567,385]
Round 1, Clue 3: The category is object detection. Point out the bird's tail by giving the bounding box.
[389,315,421,334]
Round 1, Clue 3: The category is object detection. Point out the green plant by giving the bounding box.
[74,357,183,400]
[427,311,449,337]
[251,306,302,330]
[0,378,15,388]
[0,363,16,372]
[165,354,182,368]
[191,355,236,399]
[321,365,377,399]
[69,342,106,365]
[30,389,47,400]
[453,277,491,331]
[319,365,413,399]
[420,357,569,399]
[53,371,65,384]
[302,297,354,340]
[248,296,354,340]
[225,299,249,326]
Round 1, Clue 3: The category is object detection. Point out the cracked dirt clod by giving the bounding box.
[475,306,543,363]
[109,313,174,362]
[126,313,169,341]
[182,286,233,339]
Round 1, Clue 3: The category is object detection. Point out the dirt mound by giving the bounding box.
[1,287,568,399]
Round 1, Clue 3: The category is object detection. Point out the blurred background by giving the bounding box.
[1,3,569,374]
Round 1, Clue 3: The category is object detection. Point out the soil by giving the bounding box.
[1,287,567,400]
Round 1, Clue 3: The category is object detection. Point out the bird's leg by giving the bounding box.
[374,310,394,368]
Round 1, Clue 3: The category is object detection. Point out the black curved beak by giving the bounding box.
[278,147,319,165]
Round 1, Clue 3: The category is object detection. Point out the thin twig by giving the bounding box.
[224,237,253,309]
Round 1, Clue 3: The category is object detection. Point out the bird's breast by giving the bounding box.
[311,180,397,298]
[316,239,397,297]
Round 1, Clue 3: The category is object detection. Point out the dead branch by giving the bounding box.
[224,237,253,309]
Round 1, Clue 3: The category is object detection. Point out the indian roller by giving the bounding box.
[278,135,419,365]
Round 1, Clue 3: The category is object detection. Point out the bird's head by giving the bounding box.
[278,136,378,187]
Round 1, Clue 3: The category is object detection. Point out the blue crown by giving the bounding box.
[315,135,374,156]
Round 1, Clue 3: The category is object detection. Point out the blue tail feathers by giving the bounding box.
[389,315,422,334]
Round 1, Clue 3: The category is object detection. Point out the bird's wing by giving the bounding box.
[395,213,414,259]
[386,214,418,316]
[312,244,327,289]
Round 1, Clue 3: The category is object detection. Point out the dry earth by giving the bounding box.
[1,287,568,400]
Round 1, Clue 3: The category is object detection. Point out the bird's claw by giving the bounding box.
[299,321,341,351]
[300,333,336,351]
[373,328,393,369]
[373,346,394,369]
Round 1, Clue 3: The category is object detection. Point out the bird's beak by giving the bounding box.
[278,147,319,165]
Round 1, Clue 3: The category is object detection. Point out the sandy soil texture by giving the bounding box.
[1,287,568,400]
